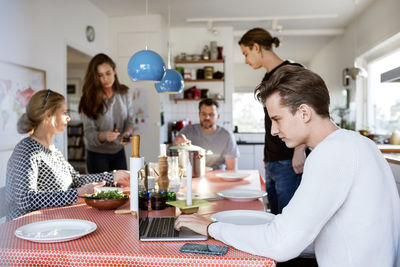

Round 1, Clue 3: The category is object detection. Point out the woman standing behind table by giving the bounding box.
[79,53,134,173]
[238,28,307,215]
[5,89,129,221]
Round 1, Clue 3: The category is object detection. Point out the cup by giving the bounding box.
[151,192,166,210]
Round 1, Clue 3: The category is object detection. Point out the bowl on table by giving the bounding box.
[83,196,129,210]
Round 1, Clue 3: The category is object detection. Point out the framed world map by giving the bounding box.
[0,61,46,151]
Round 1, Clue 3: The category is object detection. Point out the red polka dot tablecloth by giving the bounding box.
[0,170,275,266]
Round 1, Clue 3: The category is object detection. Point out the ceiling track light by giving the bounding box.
[186,14,338,23]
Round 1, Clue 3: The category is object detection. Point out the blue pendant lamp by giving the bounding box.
[127,48,166,82]
[127,0,166,82]
[154,0,184,94]
[155,69,184,93]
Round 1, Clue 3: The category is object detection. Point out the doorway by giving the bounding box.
[66,46,91,173]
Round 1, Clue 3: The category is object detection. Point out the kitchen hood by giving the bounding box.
[381,66,400,82]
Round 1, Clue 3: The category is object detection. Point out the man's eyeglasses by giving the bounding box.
[43,89,51,106]
[200,112,215,118]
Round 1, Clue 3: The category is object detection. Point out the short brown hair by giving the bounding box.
[238,28,280,51]
[198,98,219,111]
[255,65,330,118]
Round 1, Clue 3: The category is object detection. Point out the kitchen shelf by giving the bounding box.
[184,79,224,82]
[175,59,224,64]
[174,98,225,103]
[175,56,225,103]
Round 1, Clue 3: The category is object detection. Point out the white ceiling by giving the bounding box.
[89,0,376,64]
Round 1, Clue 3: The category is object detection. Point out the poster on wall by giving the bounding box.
[0,61,46,151]
[130,87,149,133]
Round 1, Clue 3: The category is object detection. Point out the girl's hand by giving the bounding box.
[120,132,132,145]
[77,181,106,197]
[99,131,120,142]
[113,170,130,187]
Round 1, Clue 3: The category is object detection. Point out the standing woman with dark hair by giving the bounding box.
[79,53,134,173]
[5,89,129,221]
[238,28,307,215]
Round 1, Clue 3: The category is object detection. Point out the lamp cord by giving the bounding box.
[145,0,149,50]
[167,0,171,69]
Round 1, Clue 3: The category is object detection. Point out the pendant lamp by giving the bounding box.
[154,0,184,94]
[127,0,166,82]
[155,69,184,93]
[128,48,166,82]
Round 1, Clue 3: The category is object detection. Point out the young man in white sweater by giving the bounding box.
[175,65,400,267]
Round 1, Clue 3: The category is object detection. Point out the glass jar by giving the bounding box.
[204,66,214,79]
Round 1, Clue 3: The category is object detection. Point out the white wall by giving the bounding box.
[109,15,168,162]
[309,0,400,126]
[0,0,109,188]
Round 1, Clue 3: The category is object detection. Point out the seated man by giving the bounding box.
[172,98,239,170]
[174,66,400,266]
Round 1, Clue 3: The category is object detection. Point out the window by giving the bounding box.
[367,49,400,135]
[232,93,265,133]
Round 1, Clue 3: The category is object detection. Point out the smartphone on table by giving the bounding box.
[179,243,229,256]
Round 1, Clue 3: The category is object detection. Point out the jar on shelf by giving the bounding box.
[184,68,192,79]
[202,45,210,60]
[204,66,214,79]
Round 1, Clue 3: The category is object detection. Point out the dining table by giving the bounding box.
[0,170,276,266]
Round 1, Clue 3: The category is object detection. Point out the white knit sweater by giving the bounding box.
[210,129,400,266]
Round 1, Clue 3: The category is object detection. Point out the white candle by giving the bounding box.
[186,159,192,206]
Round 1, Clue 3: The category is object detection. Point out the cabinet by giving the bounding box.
[238,144,265,181]
[67,122,85,162]
[174,59,225,102]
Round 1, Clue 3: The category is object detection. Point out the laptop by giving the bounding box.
[137,177,207,242]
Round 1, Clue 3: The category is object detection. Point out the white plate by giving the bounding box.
[215,172,250,181]
[217,189,267,202]
[211,210,275,225]
[205,166,213,172]
[15,219,97,243]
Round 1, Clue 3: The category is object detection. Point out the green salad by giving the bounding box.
[85,190,128,200]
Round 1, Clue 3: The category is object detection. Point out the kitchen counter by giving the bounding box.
[383,153,400,165]
[378,145,400,164]
[236,141,264,145]
[378,144,400,153]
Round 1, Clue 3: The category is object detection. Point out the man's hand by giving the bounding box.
[225,158,237,171]
[174,213,212,236]
[292,144,306,174]
[172,134,190,146]
[77,181,106,197]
